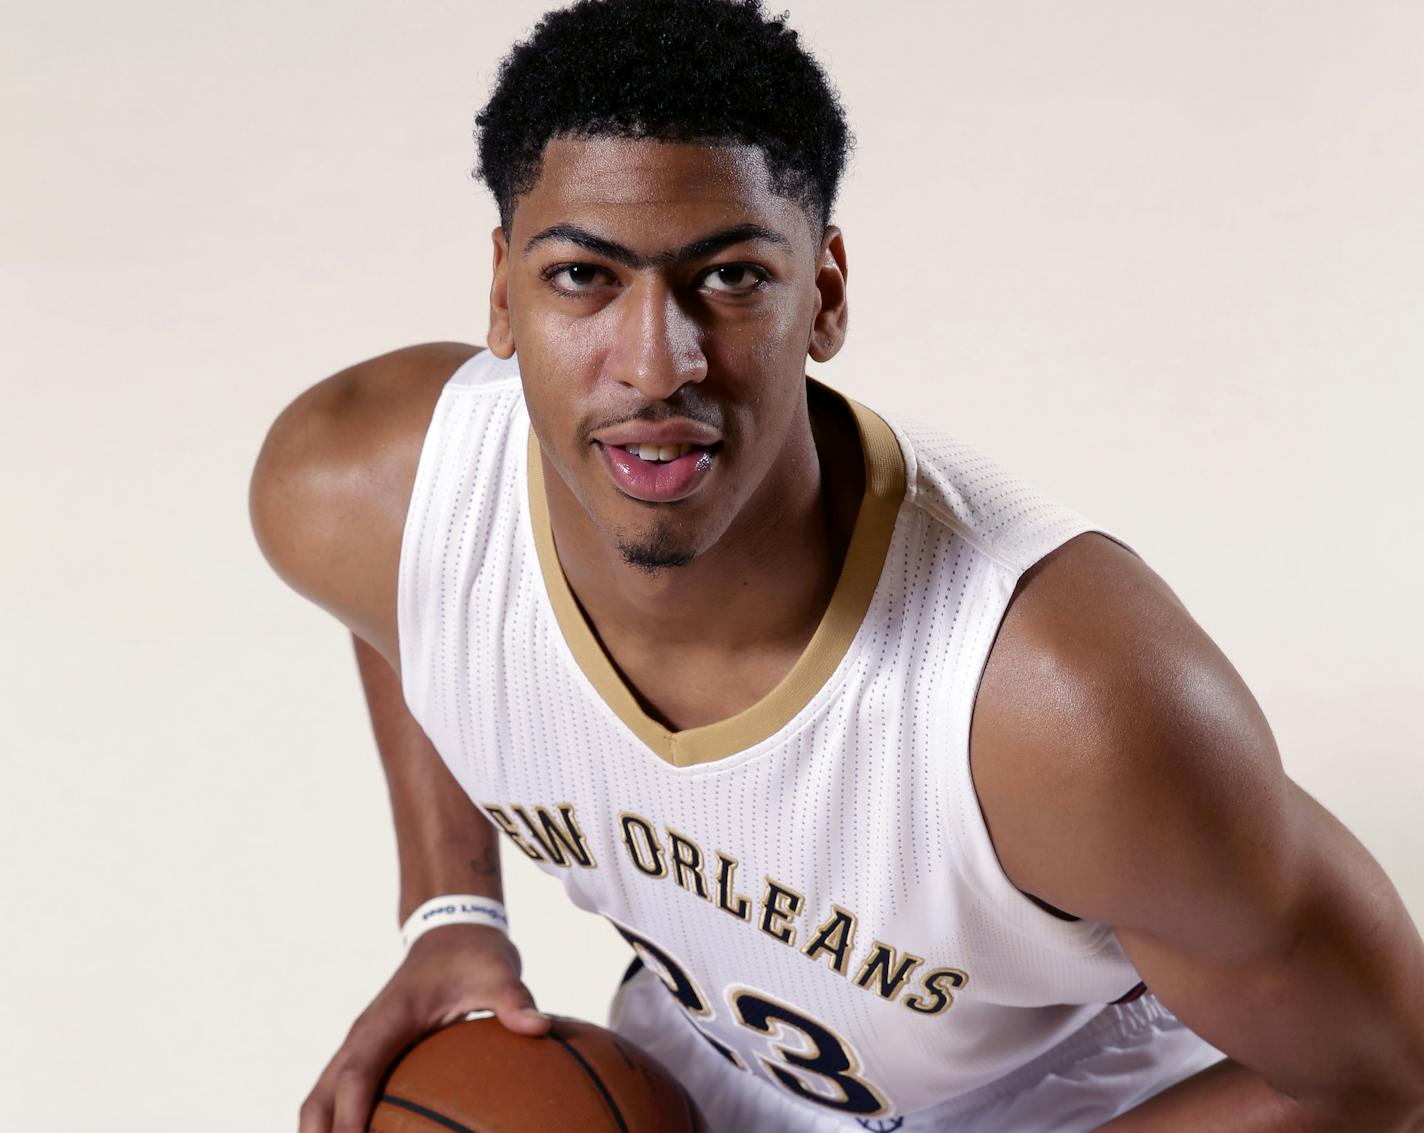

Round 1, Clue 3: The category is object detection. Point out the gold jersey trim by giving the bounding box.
[526,378,907,767]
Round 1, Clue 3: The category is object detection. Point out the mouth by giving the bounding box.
[593,440,721,503]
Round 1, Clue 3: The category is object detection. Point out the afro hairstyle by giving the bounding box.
[473,0,853,236]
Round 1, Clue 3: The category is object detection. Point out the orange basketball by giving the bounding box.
[368,1015,706,1132]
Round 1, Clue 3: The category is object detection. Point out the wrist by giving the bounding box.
[397,848,504,922]
[400,894,509,951]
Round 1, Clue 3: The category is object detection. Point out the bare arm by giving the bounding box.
[352,632,504,919]
[287,631,547,1133]
[248,342,477,665]
[971,533,1424,1131]
[250,344,548,1133]
[1096,782,1424,1131]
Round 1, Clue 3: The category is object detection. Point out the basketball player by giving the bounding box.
[250,1,1424,1130]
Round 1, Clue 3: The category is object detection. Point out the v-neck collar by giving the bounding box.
[525,378,907,768]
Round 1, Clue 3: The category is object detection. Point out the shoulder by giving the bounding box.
[248,341,484,668]
[882,413,1106,574]
[969,531,1293,930]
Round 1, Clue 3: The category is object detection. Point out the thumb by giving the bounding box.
[492,980,551,1036]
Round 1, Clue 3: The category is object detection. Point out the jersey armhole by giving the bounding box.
[945,528,1138,958]
[394,351,505,720]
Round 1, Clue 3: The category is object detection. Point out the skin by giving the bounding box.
[488,136,859,728]
[250,135,1424,1132]
[973,534,1424,1130]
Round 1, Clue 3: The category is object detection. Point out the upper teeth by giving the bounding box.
[624,443,697,462]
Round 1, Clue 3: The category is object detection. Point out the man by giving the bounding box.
[249,1,1424,1130]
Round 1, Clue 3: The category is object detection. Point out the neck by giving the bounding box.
[541,383,865,662]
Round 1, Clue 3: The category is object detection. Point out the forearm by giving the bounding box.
[1096,1059,1305,1132]
[352,633,503,921]
[1099,1057,1424,1133]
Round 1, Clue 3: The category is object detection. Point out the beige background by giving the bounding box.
[6,2,1422,1129]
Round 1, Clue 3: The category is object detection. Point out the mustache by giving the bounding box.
[580,393,727,444]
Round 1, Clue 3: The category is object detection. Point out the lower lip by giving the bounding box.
[595,442,718,503]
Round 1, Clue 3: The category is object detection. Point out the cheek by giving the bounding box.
[515,309,580,363]
[515,319,612,410]
[725,288,818,371]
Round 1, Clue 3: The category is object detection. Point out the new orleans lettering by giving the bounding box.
[666,824,709,899]
[480,802,596,869]
[854,940,924,1002]
[802,905,857,975]
[715,852,753,921]
[618,811,667,877]
[760,877,805,945]
[480,799,968,1016]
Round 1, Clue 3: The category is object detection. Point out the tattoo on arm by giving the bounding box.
[468,847,498,875]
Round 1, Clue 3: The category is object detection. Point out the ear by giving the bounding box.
[807,225,849,364]
[488,225,516,358]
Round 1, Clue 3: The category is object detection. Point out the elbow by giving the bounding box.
[1303,1075,1424,1132]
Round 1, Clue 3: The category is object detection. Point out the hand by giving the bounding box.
[297,924,550,1133]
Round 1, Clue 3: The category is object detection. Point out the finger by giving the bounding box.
[318,1001,426,1133]
[300,1037,366,1133]
[491,980,551,1036]
[329,1058,393,1133]
[297,1088,331,1133]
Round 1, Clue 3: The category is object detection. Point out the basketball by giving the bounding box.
[367,1014,706,1132]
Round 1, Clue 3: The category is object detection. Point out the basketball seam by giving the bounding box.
[549,1033,631,1133]
[377,1092,483,1133]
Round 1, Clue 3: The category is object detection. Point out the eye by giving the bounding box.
[543,263,614,295]
[701,263,768,294]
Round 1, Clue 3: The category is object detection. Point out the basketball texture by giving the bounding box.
[367,1015,707,1132]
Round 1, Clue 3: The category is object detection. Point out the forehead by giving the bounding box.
[513,135,815,248]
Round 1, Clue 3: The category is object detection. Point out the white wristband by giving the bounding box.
[401,895,509,951]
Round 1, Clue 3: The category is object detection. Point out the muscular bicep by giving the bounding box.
[249,377,402,659]
[1116,784,1424,1118]
[971,532,1424,1118]
[970,532,1294,937]
[248,343,474,667]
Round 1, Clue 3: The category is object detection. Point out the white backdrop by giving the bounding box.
[6,2,1422,1129]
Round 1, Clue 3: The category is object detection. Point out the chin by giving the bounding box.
[616,541,698,573]
[613,519,701,574]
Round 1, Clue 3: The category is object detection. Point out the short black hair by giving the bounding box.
[473,0,853,236]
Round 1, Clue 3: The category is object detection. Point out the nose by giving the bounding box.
[608,278,708,400]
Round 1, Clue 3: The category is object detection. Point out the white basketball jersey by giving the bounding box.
[397,348,1148,1124]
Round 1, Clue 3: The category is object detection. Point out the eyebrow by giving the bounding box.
[521,222,792,267]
